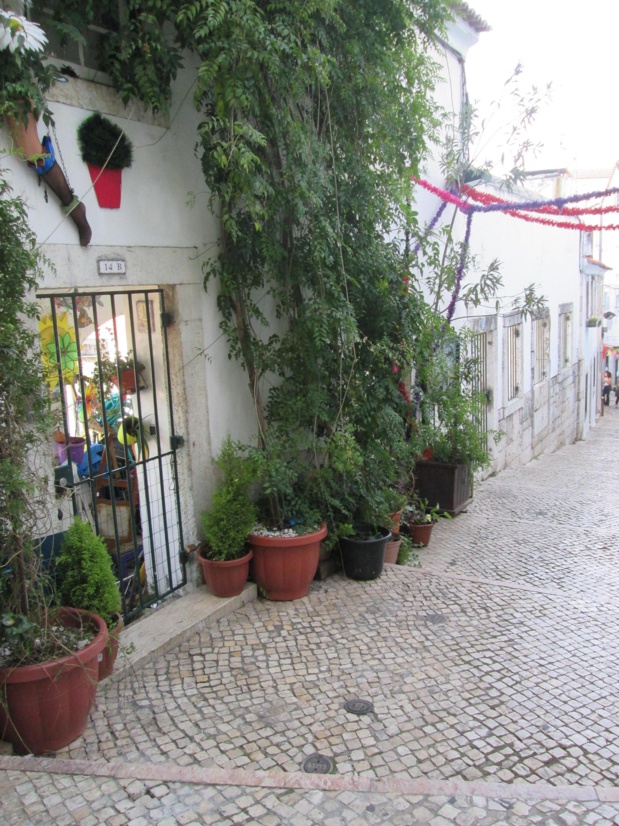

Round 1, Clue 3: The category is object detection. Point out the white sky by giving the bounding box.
[465,0,619,172]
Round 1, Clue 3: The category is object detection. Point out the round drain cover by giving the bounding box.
[302,753,333,774]
[344,699,374,715]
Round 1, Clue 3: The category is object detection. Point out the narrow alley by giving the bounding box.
[3,410,619,824]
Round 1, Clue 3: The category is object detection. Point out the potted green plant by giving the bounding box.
[338,524,392,581]
[55,518,123,679]
[90,345,141,402]
[336,479,407,580]
[198,437,257,598]
[77,112,133,208]
[0,174,107,754]
[402,497,448,547]
[414,325,493,515]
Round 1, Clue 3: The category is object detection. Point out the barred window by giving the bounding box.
[533,317,550,384]
[559,310,572,369]
[506,322,522,402]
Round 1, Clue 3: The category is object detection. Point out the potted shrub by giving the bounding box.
[245,441,329,601]
[414,325,494,515]
[0,174,107,754]
[198,437,257,598]
[55,518,123,679]
[338,524,392,581]
[335,480,405,580]
[90,344,142,406]
[77,112,133,208]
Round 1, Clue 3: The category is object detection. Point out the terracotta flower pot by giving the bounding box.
[384,536,402,565]
[110,367,137,395]
[87,164,123,208]
[0,608,108,755]
[389,510,403,536]
[98,615,125,680]
[248,524,327,600]
[411,522,435,547]
[197,547,253,598]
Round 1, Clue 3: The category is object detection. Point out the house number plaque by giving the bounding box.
[98,259,127,276]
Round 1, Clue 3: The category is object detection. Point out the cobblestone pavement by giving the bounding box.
[3,410,619,824]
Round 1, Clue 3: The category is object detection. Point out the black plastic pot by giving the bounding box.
[339,525,391,581]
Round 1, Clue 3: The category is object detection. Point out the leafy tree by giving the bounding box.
[0,171,52,616]
[30,1,456,531]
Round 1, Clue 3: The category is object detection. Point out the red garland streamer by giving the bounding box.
[413,178,619,231]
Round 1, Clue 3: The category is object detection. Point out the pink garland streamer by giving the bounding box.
[413,177,619,230]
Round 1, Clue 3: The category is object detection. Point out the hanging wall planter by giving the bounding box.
[77,113,133,209]
[86,165,123,209]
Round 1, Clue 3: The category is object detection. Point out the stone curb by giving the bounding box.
[1,755,618,803]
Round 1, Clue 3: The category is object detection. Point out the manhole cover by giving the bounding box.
[344,699,374,715]
[302,753,333,774]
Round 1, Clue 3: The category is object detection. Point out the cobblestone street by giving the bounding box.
[3,410,619,824]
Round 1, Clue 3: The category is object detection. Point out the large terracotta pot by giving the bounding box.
[98,615,125,680]
[197,547,253,598]
[248,524,327,600]
[0,608,108,755]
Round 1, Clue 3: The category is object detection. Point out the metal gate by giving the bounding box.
[470,331,489,449]
[37,288,186,621]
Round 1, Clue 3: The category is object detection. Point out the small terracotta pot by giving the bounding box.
[110,368,137,395]
[411,522,435,547]
[384,536,402,565]
[389,510,403,536]
[197,546,253,598]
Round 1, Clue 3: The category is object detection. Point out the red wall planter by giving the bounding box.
[248,524,327,600]
[0,608,108,755]
[87,165,123,208]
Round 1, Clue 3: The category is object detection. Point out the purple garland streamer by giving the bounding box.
[470,185,619,215]
[411,198,448,255]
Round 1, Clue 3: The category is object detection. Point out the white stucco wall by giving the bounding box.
[1,64,255,553]
[413,19,594,476]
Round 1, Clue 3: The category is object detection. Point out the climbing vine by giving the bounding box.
[31,0,454,528]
